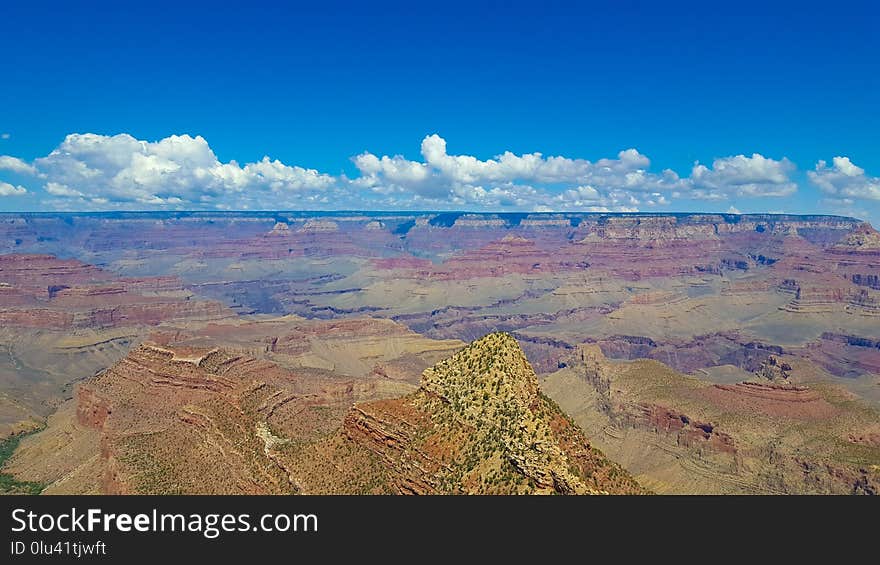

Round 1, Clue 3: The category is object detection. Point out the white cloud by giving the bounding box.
[1,133,10,140]
[45,181,84,197]
[351,152,433,193]
[0,156,37,175]
[348,136,802,211]
[727,205,741,214]
[243,157,336,192]
[2,133,336,209]
[414,134,678,190]
[8,132,871,213]
[351,134,687,211]
[419,134,638,184]
[0,182,27,196]
[808,156,880,201]
[687,154,797,199]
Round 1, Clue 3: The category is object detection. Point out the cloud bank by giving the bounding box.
[687,154,797,200]
[0,132,874,215]
[11,133,336,209]
[351,134,687,211]
[808,156,880,202]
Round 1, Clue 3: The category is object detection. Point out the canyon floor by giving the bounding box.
[1,211,879,494]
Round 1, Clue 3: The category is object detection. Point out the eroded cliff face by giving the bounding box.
[5,332,645,495]
[833,222,880,251]
[4,339,416,494]
[0,316,446,493]
[0,253,235,437]
[543,345,880,494]
[0,254,232,330]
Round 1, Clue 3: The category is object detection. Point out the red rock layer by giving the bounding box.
[0,253,230,329]
[699,382,839,420]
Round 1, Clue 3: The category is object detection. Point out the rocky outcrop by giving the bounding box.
[328,333,646,494]
[780,280,880,315]
[630,403,737,455]
[702,382,839,420]
[832,222,880,252]
[544,345,880,494]
[4,340,371,494]
[298,220,339,232]
[5,332,646,495]
[1,323,474,494]
[753,355,792,382]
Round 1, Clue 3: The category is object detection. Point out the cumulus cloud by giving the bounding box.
[45,182,84,197]
[351,136,800,211]
[419,134,655,185]
[686,154,797,200]
[808,156,880,201]
[0,131,847,212]
[352,134,687,211]
[0,181,27,196]
[0,133,336,209]
[0,156,37,175]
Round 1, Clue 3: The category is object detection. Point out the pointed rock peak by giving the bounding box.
[471,330,522,350]
[420,332,538,407]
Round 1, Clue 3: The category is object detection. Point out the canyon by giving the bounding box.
[1,211,878,494]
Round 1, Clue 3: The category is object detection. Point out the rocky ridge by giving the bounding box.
[295,333,646,494]
[543,345,880,494]
[4,332,645,495]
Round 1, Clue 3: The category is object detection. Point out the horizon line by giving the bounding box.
[0,209,865,221]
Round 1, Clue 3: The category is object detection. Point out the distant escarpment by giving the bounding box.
[0,254,231,329]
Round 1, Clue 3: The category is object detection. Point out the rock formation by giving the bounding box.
[318,332,645,494]
[542,345,880,494]
[4,332,645,495]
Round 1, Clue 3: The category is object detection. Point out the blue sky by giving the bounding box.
[1,0,878,218]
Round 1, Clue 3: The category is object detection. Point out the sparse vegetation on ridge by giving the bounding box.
[0,430,46,494]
